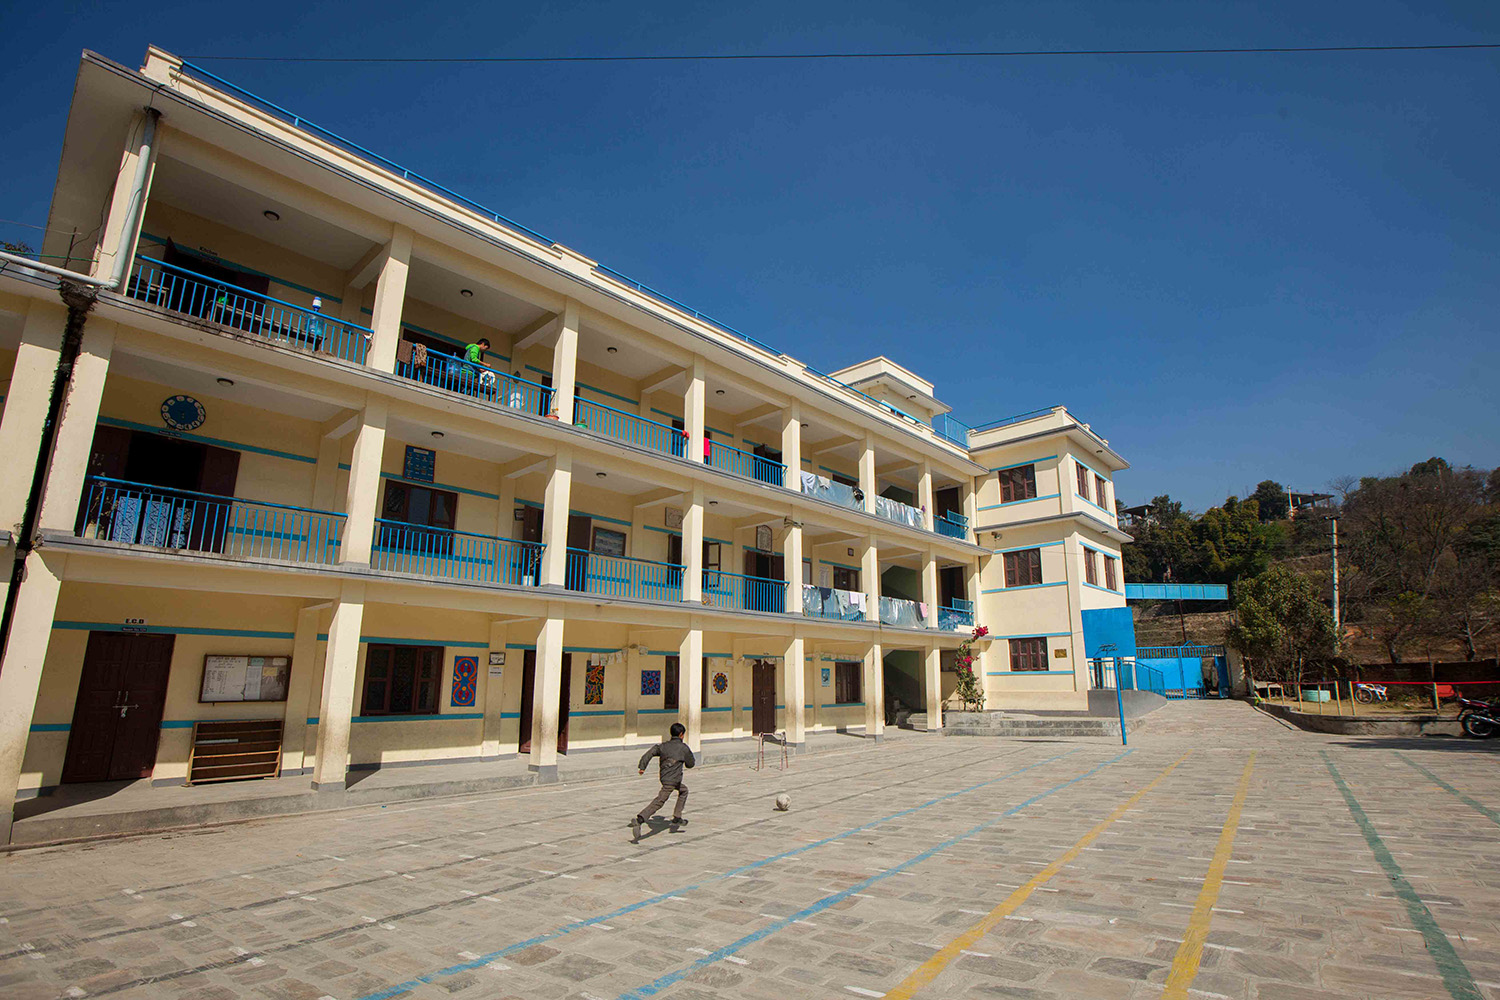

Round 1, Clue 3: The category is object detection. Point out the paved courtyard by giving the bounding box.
[2,701,1498,1000]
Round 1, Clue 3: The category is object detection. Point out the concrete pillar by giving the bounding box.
[311,436,342,513]
[311,582,366,790]
[37,320,115,533]
[0,550,66,843]
[624,635,644,744]
[861,535,880,624]
[0,300,66,534]
[919,461,935,531]
[680,628,703,751]
[925,646,943,731]
[783,635,806,745]
[540,449,573,587]
[962,478,977,539]
[367,225,412,372]
[967,556,985,629]
[682,486,704,603]
[528,615,566,780]
[859,433,877,514]
[922,549,939,629]
[338,400,387,565]
[864,641,884,741]
[781,402,801,491]
[783,522,803,614]
[685,358,706,465]
[92,109,160,282]
[280,603,323,775]
[481,619,509,759]
[550,299,580,421]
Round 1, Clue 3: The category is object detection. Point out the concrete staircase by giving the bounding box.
[906,710,1153,738]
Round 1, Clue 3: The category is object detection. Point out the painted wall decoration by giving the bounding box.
[585,662,606,704]
[641,670,661,696]
[712,671,729,694]
[821,667,831,686]
[160,394,206,431]
[403,445,436,482]
[451,656,478,707]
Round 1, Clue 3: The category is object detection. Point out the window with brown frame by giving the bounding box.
[832,565,860,592]
[663,655,679,710]
[379,481,458,555]
[1002,548,1043,587]
[1094,473,1108,509]
[1009,637,1049,672]
[998,464,1037,504]
[834,661,862,704]
[1074,461,1091,501]
[1104,554,1118,590]
[362,644,442,715]
[1084,548,1099,586]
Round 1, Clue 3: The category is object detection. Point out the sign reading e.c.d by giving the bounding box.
[122,618,148,634]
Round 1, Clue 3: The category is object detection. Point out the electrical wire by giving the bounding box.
[183,42,1500,64]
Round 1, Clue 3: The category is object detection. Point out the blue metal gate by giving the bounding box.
[1135,645,1229,699]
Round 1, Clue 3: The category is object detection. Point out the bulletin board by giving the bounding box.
[199,655,292,703]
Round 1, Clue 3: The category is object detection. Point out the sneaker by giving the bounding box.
[630,816,643,839]
[672,817,688,826]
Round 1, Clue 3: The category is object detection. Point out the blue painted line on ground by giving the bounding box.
[353,747,1080,1000]
[617,748,1133,998]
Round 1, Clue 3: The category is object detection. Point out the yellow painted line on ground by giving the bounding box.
[1160,752,1256,1000]
[881,751,1193,1000]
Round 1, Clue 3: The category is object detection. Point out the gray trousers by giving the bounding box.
[638,781,687,821]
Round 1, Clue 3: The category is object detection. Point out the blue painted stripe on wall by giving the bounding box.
[1075,492,1114,516]
[97,417,317,465]
[987,670,1076,676]
[311,634,490,649]
[381,471,500,501]
[1083,582,1122,595]
[981,582,1067,593]
[55,621,296,639]
[988,631,1072,640]
[989,455,1057,472]
[159,720,197,729]
[643,525,732,545]
[138,232,341,303]
[351,713,484,723]
[571,709,626,717]
[992,540,1065,554]
[977,493,1062,511]
[638,708,679,715]
[29,723,70,732]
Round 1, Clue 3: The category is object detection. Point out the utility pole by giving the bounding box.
[1329,516,1340,645]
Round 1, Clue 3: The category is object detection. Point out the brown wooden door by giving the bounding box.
[565,515,592,590]
[517,649,572,754]
[521,505,543,543]
[197,445,242,553]
[62,632,174,783]
[752,660,776,735]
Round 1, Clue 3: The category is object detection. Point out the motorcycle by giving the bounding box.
[1353,683,1388,705]
[1456,695,1500,739]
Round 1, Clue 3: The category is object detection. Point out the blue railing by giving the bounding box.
[1090,659,1167,697]
[879,595,926,628]
[565,548,683,602]
[707,440,785,487]
[938,599,975,630]
[372,519,542,585]
[970,407,1057,433]
[702,570,787,613]
[574,397,686,457]
[127,257,370,364]
[397,349,551,413]
[935,510,969,540]
[932,413,971,446]
[79,477,343,564]
[802,586,867,622]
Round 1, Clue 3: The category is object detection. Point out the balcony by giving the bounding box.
[935,510,969,541]
[396,346,551,414]
[78,478,344,565]
[878,595,926,628]
[703,570,787,613]
[574,398,686,458]
[802,585,868,622]
[798,474,864,511]
[372,519,542,586]
[565,549,683,603]
[939,599,975,630]
[127,258,371,365]
[707,440,785,488]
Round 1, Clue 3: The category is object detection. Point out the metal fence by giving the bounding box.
[707,440,785,487]
[702,570,787,613]
[565,549,683,602]
[372,519,542,585]
[574,398,686,457]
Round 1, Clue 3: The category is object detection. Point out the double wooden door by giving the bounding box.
[751,660,776,735]
[62,632,175,783]
[518,650,572,754]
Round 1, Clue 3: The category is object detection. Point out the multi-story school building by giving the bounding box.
[0,47,1130,840]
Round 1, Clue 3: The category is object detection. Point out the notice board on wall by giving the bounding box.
[200,655,291,703]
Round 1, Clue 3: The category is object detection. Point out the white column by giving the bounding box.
[925,646,943,731]
[0,300,65,534]
[784,522,804,614]
[682,486,704,603]
[685,357,706,465]
[0,550,66,843]
[680,628,703,751]
[967,555,985,628]
[962,477,977,538]
[481,620,509,759]
[92,109,160,281]
[864,642,884,741]
[37,320,116,533]
[367,225,411,372]
[781,402,802,490]
[338,400,387,565]
[919,461,935,531]
[861,535,880,624]
[550,298,580,421]
[528,615,566,780]
[783,635,806,745]
[624,635,644,745]
[540,449,573,587]
[859,433,877,514]
[280,604,322,775]
[311,582,366,790]
[922,549,939,629]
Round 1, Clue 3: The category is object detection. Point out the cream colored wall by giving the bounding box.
[973,449,1065,524]
[1063,449,1118,524]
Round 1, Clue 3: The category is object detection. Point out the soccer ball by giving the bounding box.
[774,793,790,812]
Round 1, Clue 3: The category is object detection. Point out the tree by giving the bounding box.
[1226,566,1336,690]
[1193,496,1281,583]
[1251,480,1289,522]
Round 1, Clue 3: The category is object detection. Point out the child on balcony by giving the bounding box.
[462,338,497,396]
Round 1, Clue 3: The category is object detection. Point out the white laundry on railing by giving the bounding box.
[874,495,924,528]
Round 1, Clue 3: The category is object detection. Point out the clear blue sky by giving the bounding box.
[3,2,1496,511]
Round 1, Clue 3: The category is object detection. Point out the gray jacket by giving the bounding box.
[640,737,695,786]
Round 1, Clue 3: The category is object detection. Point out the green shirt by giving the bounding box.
[464,343,484,364]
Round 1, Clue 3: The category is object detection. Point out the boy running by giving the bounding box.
[632,722,694,837]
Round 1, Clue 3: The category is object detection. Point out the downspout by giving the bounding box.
[0,107,160,673]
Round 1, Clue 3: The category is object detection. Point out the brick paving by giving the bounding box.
[2,701,1498,999]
